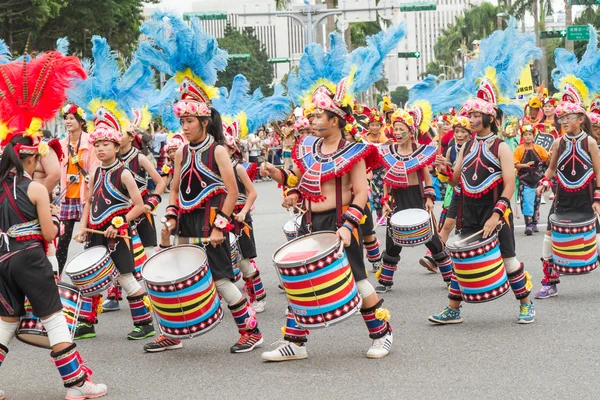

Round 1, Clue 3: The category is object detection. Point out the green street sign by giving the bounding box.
[268,58,291,64]
[568,0,599,5]
[183,11,227,21]
[229,54,251,61]
[399,2,436,11]
[567,25,591,41]
[398,52,421,58]
[540,30,566,39]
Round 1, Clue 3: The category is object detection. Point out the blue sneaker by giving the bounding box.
[102,299,121,312]
[518,301,535,324]
[428,306,463,324]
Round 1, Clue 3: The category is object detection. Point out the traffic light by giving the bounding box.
[400,2,437,11]
[398,52,421,58]
[540,30,567,39]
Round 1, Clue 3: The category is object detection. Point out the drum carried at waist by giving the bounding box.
[142,245,222,340]
[229,232,242,282]
[16,282,82,349]
[64,246,119,295]
[389,209,433,247]
[282,213,303,242]
[446,231,510,303]
[550,212,598,275]
[273,231,362,329]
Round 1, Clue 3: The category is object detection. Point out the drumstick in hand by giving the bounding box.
[375,211,389,228]
[454,221,502,246]
[233,214,253,231]
[294,205,307,215]
[335,241,345,259]
[82,228,131,239]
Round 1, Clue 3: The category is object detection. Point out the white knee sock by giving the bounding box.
[239,258,256,278]
[117,273,142,296]
[0,319,18,347]
[543,234,553,259]
[503,257,521,274]
[356,279,375,298]
[41,312,72,347]
[215,279,243,306]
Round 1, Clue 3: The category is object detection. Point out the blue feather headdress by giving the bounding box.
[67,35,155,141]
[0,39,10,65]
[552,25,600,109]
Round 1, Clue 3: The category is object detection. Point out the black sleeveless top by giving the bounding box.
[89,160,131,230]
[122,147,148,197]
[460,133,503,199]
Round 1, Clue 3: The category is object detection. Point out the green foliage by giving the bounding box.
[573,6,600,59]
[390,86,409,106]
[217,24,275,96]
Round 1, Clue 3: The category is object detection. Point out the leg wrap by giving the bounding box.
[0,320,18,347]
[243,270,266,302]
[41,313,73,348]
[132,233,147,281]
[228,298,258,333]
[356,279,375,298]
[506,262,531,300]
[448,273,463,301]
[215,279,243,306]
[78,295,101,325]
[239,258,257,278]
[106,284,123,301]
[432,251,454,282]
[117,273,142,297]
[364,239,382,263]
[51,343,89,388]
[126,294,153,326]
[541,258,560,285]
[0,343,7,367]
[283,308,308,343]
[360,299,391,339]
[377,262,397,287]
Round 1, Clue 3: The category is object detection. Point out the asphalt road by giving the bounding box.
[2,182,599,400]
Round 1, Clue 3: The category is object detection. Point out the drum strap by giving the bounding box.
[335,177,343,228]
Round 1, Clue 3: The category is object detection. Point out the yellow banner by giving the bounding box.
[516,64,534,96]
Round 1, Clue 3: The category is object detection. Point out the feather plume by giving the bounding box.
[0,39,11,65]
[212,74,252,117]
[56,37,69,55]
[408,75,465,114]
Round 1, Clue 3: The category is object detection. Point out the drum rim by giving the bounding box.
[272,230,339,267]
[446,231,498,252]
[64,245,109,275]
[390,208,430,227]
[549,213,596,228]
[142,244,209,285]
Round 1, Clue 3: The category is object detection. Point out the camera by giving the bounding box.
[67,174,80,183]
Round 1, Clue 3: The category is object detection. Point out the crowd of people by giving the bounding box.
[0,11,599,400]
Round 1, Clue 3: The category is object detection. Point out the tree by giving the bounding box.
[390,86,409,107]
[217,24,275,96]
[573,6,600,59]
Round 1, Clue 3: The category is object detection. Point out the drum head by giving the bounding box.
[273,231,337,266]
[142,245,207,284]
[550,211,595,226]
[390,209,429,227]
[64,246,107,274]
[446,231,496,252]
[16,333,51,349]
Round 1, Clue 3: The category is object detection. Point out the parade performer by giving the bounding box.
[215,74,291,312]
[514,124,548,235]
[534,29,600,299]
[374,108,454,291]
[69,36,157,340]
[429,18,540,324]
[260,25,406,361]
[590,111,600,143]
[0,48,107,400]
[137,12,264,353]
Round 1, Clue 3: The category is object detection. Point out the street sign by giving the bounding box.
[567,25,591,41]
[229,54,251,61]
[568,0,600,5]
[540,30,566,39]
[398,52,421,58]
[399,2,437,11]
[268,58,290,64]
[183,11,227,21]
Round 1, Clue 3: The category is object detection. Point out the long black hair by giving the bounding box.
[582,114,593,136]
[198,108,225,145]
[481,114,499,134]
[0,135,36,183]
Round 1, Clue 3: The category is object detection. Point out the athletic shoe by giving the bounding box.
[127,324,155,340]
[261,340,307,361]
[251,300,266,313]
[524,225,533,236]
[375,285,391,293]
[143,335,183,353]
[230,332,263,353]
[518,301,535,324]
[376,217,387,227]
[101,299,120,312]
[366,331,393,359]
[532,224,539,233]
[74,323,96,340]
[371,260,382,273]
[534,284,558,299]
[419,256,439,273]
[428,306,463,324]
[65,381,107,400]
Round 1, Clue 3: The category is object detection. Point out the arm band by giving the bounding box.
[594,187,600,203]
[493,197,510,217]
[342,204,365,228]
[165,205,179,220]
[145,193,161,210]
[423,186,436,200]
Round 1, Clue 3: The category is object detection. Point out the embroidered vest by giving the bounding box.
[89,161,131,229]
[517,147,544,187]
[293,135,379,201]
[460,134,503,198]
[0,176,44,251]
[556,132,594,192]
[378,143,437,188]
[122,147,148,197]
[178,135,226,213]
[233,161,248,210]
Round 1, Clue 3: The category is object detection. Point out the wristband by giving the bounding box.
[594,188,600,203]
[111,216,129,236]
[52,215,60,227]
[285,188,302,201]
[165,205,179,220]
[145,193,161,211]
[213,212,230,231]
[423,186,436,200]
[538,176,552,190]
[341,223,354,233]
[380,194,390,206]
[343,204,365,228]
[492,197,510,218]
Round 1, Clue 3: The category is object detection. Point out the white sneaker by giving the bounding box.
[261,340,307,362]
[65,381,108,400]
[366,332,393,359]
[251,300,266,313]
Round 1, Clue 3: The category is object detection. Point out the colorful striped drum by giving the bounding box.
[132,232,148,281]
[16,282,82,349]
[550,212,598,275]
[273,231,362,329]
[389,209,433,247]
[229,232,242,282]
[447,231,510,303]
[65,246,119,295]
[142,245,223,339]
[282,214,302,242]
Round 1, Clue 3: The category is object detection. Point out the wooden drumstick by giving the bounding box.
[82,228,131,239]
[596,213,600,226]
[233,213,253,231]
[374,210,389,228]
[160,217,172,229]
[335,241,345,259]
[294,205,307,215]
[454,221,502,246]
